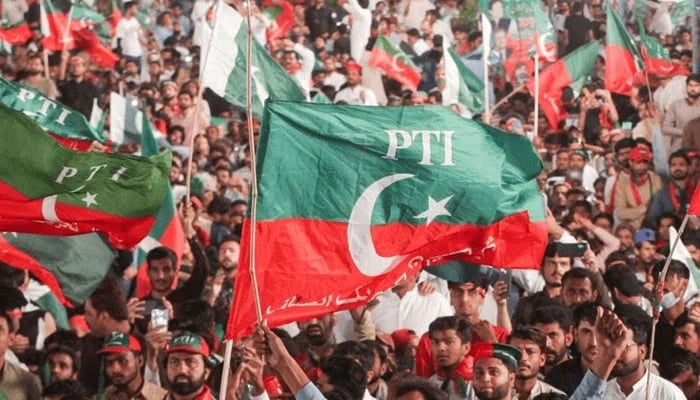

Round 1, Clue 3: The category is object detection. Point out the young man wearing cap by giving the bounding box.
[613,145,662,229]
[334,62,378,106]
[99,332,167,399]
[647,150,695,224]
[507,327,564,400]
[470,342,521,400]
[164,331,214,400]
[662,74,700,154]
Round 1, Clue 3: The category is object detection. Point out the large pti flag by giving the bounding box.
[527,41,600,129]
[227,101,548,338]
[201,2,305,118]
[0,104,170,249]
[369,35,422,91]
[639,24,689,77]
[605,7,642,95]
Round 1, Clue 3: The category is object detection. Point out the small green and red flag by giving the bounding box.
[226,101,548,338]
[0,22,33,45]
[0,104,170,249]
[527,41,600,129]
[370,35,422,91]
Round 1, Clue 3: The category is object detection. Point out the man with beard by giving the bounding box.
[530,305,574,375]
[294,313,337,381]
[648,150,695,223]
[613,146,662,229]
[164,331,214,400]
[659,347,700,400]
[663,74,700,154]
[334,62,378,106]
[137,207,210,331]
[652,260,690,362]
[470,343,521,400]
[604,138,635,214]
[212,235,241,326]
[507,327,564,400]
[561,268,600,308]
[57,54,101,117]
[568,149,598,193]
[605,304,685,399]
[19,54,58,98]
[99,332,166,399]
[545,302,599,395]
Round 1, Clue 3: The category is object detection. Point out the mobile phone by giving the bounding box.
[151,308,169,328]
[140,299,164,317]
[556,242,587,257]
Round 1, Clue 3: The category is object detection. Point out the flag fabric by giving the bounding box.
[41,0,75,51]
[444,48,485,114]
[534,2,556,62]
[527,41,599,129]
[201,3,305,118]
[0,233,116,306]
[134,111,185,298]
[262,0,294,44]
[109,92,144,144]
[689,186,700,215]
[73,27,119,68]
[226,101,548,338]
[0,22,33,45]
[605,8,642,95]
[639,25,689,77]
[369,35,422,91]
[669,227,700,300]
[0,77,108,145]
[71,3,106,24]
[0,104,170,249]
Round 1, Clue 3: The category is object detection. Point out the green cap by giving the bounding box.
[98,332,142,354]
[471,342,522,370]
[167,331,211,357]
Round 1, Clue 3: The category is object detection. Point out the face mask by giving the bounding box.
[660,291,680,309]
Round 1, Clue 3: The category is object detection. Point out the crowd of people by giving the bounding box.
[1,0,700,398]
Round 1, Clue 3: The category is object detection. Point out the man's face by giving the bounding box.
[473,358,514,400]
[541,256,571,287]
[670,157,689,181]
[449,282,485,319]
[429,329,469,369]
[166,352,209,396]
[569,154,586,171]
[218,240,240,271]
[687,244,700,265]
[323,58,335,72]
[658,217,674,242]
[84,299,104,335]
[686,80,700,99]
[616,228,634,250]
[105,351,142,389]
[637,241,656,263]
[490,1,504,20]
[533,322,572,366]
[616,147,632,169]
[675,323,700,354]
[48,352,77,382]
[552,185,568,207]
[631,158,650,177]
[297,314,334,346]
[562,277,596,307]
[148,257,176,292]
[494,30,507,50]
[556,152,570,170]
[509,338,544,380]
[346,70,361,86]
[178,94,192,110]
[69,58,86,77]
[27,57,43,74]
[611,328,643,378]
[574,320,598,364]
[671,369,699,400]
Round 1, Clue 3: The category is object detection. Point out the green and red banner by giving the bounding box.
[527,41,600,129]
[0,22,33,45]
[226,101,548,338]
[639,25,688,77]
[370,35,422,91]
[263,0,294,44]
[0,104,170,249]
[41,0,75,51]
[605,8,642,95]
[0,233,115,306]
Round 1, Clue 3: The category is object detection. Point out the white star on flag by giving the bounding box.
[81,192,98,207]
[415,195,453,225]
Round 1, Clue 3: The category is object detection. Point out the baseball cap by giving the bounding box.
[634,228,656,245]
[629,146,652,162]
[471,343,522,370]
[166,331,211,357]
[98,332,142,355]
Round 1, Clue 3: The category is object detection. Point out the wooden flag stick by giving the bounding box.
[534,53,540,137]
[645,214,690,399]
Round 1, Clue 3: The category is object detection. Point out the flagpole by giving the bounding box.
[62,5,74,52]
[645,214,690,399]
[534,53,539,137]
[218,0,264,397]
[481,14,490,123]
[490,84,526,115]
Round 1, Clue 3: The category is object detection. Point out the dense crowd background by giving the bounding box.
[1,0,700,398]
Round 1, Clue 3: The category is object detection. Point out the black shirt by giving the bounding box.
[57,78,101,118]
[564,15,592,54]
[545,356,586,396]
